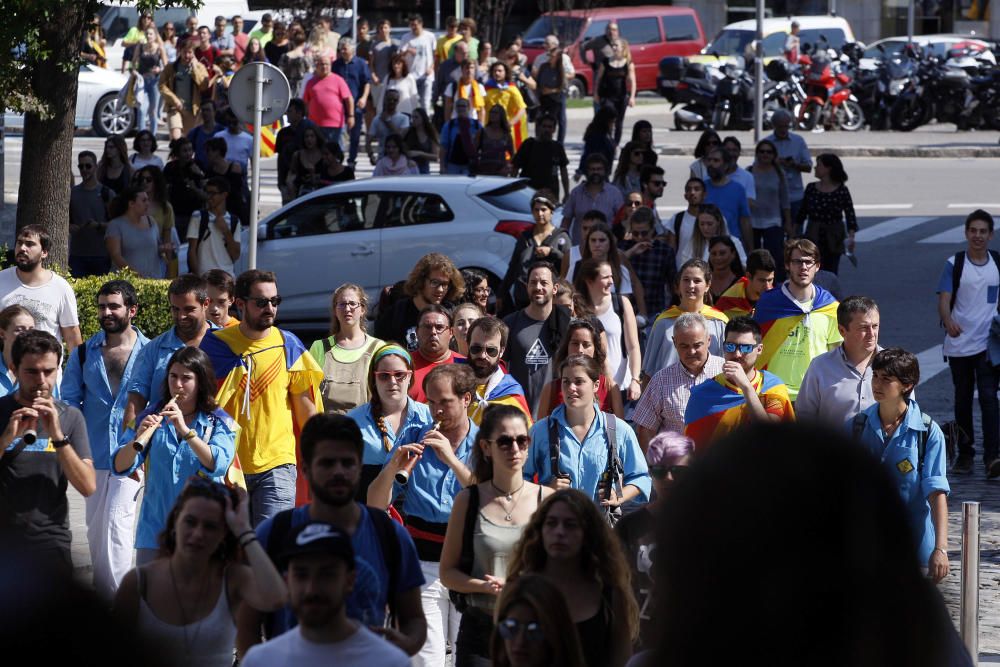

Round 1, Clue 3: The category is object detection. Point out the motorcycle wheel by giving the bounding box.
[838,100,865,132]
[798,102,821,131]
[674,111,703,131]
[890,97,927,132]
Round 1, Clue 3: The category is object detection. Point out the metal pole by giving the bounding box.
[457,0,463,22]
[907,0,915,46]
[829,0,837,16]
[754,0,763,143]
[248,62,264,270]
[352,0,358,43]
[961,501,980,665]
[435,0,441,30]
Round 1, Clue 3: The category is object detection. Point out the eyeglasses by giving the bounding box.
[249,296,282,308]
[493,434,531,451]
[419,322,450,333]
[375,370,412,383]
[649,464,689,481]
[428,278,451,290]
[723,342,757,355]
[497,618,544,642]
[336,301,361,310]
[469,344,500,358]
[789,257,817,268]
[627,200,643,208]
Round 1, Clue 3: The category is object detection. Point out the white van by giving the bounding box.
[691,15,856,69]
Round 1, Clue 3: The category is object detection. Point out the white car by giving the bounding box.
[185,176,541,331]
[4,63,134,136]
[859,34,996,70]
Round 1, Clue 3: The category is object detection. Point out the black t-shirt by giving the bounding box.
[375,298,422,351]
[513,138,568,199]
[614,507,656,650]
[0,395,90,555]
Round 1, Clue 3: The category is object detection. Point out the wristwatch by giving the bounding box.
[51,437,71,449]
[183,429,197,442]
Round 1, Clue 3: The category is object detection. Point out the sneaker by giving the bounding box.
[953,454,974,474]
[987,458,1000,480]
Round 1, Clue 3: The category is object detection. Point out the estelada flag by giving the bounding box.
[245,120,282,157]
[752,284,838,370]
[684,370,795,450]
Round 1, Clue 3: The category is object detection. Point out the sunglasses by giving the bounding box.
[497,618,544,642]
[375,370,412,383]
[492,434,531,451]
[723,342,757,355]
[649,464,689,480]
[469,344,500,358]
[627,200,642,208]
[249,296,282,308]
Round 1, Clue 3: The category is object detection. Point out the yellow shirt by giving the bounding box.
[436,34,462,62]
[765,302,842,400]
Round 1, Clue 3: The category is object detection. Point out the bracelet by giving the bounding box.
[183,429,197,442]
[240,534,259,548]
[933,547,948,557]
[237,529,255,542]
[52,437,71,449]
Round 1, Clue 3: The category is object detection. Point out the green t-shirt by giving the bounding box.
[249,28,274,47]
[766,297,843,400]
[308,336,377,366]
[123,26,147,45]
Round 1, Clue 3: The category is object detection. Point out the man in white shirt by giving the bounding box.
[187,176,240,275]
[214,109,254,174]
[366,89,411,162]
[240,522,409,667]
[400,15,436,114]
[0,225,81,351]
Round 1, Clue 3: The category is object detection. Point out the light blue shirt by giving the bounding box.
[62,326,150,471]
[524,405,651,503]
[0,371,16,398]
[113,408,235,549]
[392,419,477,524]
[348,398,434,466]
[850,399,950,566]
[127,324,218,410]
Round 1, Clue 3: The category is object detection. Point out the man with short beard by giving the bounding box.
[465,316,531,425]
[200,270,323,525]
[239,414,427,661]
[561,153,624,245]
[62,280,149,601]
[704,147,752,253]
[124,273,215,430]
[409,305,463,403]
[0,225,82,351]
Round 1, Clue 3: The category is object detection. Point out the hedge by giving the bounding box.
[70,268,173,341]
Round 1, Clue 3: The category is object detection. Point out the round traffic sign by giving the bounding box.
[228,62,292,126]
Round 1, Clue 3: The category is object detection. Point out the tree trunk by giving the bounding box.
[16,7,88,268]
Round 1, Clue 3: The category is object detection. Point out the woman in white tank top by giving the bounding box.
[113,479,288,667]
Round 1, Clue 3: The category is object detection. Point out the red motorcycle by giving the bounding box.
[797,53,865,131]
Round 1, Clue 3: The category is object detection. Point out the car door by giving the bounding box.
[661,13,704,57]
[377,190,457,289]
[258,190,385,328]
[618,16,665,91]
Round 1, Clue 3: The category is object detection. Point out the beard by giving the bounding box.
[309,477,357,507]
[296,594,343,628]
[15,256,40,272]
[100,315,128,335]
[244,311,275,333]
[470,358,498,379]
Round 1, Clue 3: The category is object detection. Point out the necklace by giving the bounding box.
[881,409,906,437]
[491,480,526,521]
[168,559,212,661]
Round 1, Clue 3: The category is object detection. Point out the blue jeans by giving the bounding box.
[347,117,362,164]
[318,126,344,147]
[948,350,1000,462]
[245,463,298,526]
[138,75,160,134]
[540,93,567,144]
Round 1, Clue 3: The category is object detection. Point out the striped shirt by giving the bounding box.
[632,356,725,435]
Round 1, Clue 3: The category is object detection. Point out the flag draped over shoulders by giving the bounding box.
[715,277,753,319]
[653,304,729,326]
[753,285,838,370]
[684,371,794,449]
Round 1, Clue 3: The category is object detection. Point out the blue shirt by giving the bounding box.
[850,399,950,566]
[524,405,651,503]
[705,179,751,240]
[348,398,434,466]
[393,419,477,524]
[331,56,371,99]
[62,327,150,471]
[113,408,236,549]
[257,503,426,633]
[0,372,16,398]
[127,324,218,411]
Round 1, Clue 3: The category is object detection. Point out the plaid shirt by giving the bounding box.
[619,239,677,315]
[632,356,725,436]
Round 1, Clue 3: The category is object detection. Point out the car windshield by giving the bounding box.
[477,181,534,213]
[522,16,585,46]
[701,29,754,57]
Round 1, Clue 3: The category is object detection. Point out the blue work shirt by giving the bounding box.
[0,372,16,398]
[332,55,371,100]
[127,324,218,411]
[62,326,150,471]
[850,399,950,566]
[113,407,235,549]
[348,398,434,467]
[393,419,477,524]
[525,405,651,503]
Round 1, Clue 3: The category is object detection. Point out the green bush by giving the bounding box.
[70,268,172,341]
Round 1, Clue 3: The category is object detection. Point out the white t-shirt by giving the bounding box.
[130,154,164,170]
[444,81,488,118]
[400,30,436,77]
[0,268,79,342]
[240,625,409,667]
[675,211,698,269]
[938,253,1000,357]
[187,210,237,275]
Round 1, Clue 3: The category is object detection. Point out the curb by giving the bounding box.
[657,145,1000,158]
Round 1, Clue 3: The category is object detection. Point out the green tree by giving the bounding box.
[1,1,200,266]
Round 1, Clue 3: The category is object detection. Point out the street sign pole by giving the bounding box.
[352,0,358,46]
[249,63,264,270]
[907,0,915,46]
[754,0,764,143]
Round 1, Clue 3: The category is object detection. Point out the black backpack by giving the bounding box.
[948,250,1000,312]
[195,208,240,244]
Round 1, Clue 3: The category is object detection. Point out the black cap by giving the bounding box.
[279,522,355,568]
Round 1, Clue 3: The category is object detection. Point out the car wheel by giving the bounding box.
[566,78,585,100]
[93,93,135,137]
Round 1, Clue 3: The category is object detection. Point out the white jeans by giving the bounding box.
[413,559,461,667]
[85,469,140,601]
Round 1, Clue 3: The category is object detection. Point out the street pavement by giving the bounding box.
[2,100,1000,659]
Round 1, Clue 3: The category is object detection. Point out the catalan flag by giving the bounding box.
[245,119,283,157]
[653,304,729,326]
[714,276,754,319]
[752,285,839,370]
[684,371,795,450]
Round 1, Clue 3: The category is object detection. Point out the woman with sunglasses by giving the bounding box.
[611,141,649,196]
[106,185,164,278]
[749,139,791,281]
[614,432,692,653]
[113,478,287,667]
[112,347,236,566]
[134,165,180,278]
[689,129,722,182]
[506,488,639,667]
[491,573,586,667]
[440,404,551,666]
[536,319,623,419]
[347,344,433,500]
[161,23,178,62]
[499,191,570,314]
[309,284,383,415]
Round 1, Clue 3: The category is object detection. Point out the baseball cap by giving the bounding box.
[279,522,355,568]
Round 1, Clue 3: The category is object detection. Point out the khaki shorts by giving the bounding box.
[166,108,197,135]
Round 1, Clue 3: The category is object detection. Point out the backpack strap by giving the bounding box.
[264,508,295,562]
[673,210,685,243]
[548,416,561,481]
[321,337,333,355]
[851,413,867,441]
[918,412,933,477]
[365,506,401,620]
[76,342,88,394]
[197,208,212,243]
[604,414,624,501]
[949,251,965,313]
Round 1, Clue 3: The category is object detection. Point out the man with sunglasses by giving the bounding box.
[201,270,324,525]
[69,150,114,277]
[638,165,668,233]
[685,316,794,449]
[621,208,676,317]
[186,176,239,275]
[465,316,531,425]
[409,306,463,403]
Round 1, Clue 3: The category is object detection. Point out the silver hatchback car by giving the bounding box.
[226,176,540,331]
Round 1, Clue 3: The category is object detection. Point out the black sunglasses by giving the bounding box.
[469,344,500,357]
[249,296,282,308]
[493,434,530,451]
[650,464,689,481]
[497,618,544,642]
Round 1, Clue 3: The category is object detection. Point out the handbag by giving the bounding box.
[448,484,480,613]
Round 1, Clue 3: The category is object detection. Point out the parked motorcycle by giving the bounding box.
[658,56,717,130]
[709,56,784,131]
[890,51,992,131]
[796,42,864,131]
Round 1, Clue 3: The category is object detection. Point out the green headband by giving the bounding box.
[372,344,412,369]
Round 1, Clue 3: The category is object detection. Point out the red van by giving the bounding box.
[521,6,706,97]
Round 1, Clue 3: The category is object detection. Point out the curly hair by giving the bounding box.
[553,318,607,371]
[506,489,639,641]
[158,477,240,562]
[403,253,465,303]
